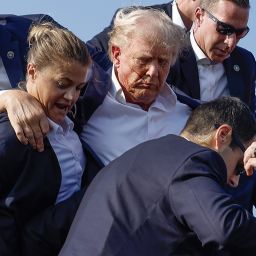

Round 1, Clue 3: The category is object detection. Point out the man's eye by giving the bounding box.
[159,59,168,67]
[134,59,147,66]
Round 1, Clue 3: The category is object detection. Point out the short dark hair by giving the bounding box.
[201,0,250,10]
[182,97,256,145]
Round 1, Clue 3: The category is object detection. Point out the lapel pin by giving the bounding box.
[233,64,240,72]
[7,51,14,59]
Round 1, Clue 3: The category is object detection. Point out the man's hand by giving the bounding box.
[244,141,256,176]
[1,90,49,152]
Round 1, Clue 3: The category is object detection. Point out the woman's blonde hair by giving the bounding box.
[27,22,91,70]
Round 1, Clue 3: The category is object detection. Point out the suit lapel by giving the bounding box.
[179,47,201,99]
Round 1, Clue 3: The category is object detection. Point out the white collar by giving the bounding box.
[48,116,74,136]
[190,31,210,64]
[172,0,186,29]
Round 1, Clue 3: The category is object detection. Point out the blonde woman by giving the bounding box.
[0,22,91,255]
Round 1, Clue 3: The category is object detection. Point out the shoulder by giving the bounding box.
[8,14,54,22]
[231,46,255,63]
[149,2,173,17]
[0,113,30,158]
[0,113,16,141]
[229,46,256,78]
[1,14,61,29]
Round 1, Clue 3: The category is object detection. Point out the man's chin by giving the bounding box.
[211,51,230,63]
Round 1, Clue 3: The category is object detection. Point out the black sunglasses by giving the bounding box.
[203,9,250,39]
[231,132,246,176]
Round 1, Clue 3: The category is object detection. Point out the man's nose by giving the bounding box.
[224,33,238,50]
[228,174,240,187]
[146,61,159,77]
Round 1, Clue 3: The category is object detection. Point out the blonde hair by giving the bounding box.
[108,7,188,63]
[27,22,91,70]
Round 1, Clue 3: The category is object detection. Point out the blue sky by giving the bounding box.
[2,0,255,56]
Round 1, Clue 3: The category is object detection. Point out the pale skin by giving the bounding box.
[0,89,48,151]
[176,0,201,29]
[111,37,173,111]
[182,124,256,187]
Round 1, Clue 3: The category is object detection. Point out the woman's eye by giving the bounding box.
[57,81,67,88]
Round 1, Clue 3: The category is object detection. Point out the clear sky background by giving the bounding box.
[1,0,255,57]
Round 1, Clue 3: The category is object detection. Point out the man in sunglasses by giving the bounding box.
[60,97,256,256]
[168,0,256,112]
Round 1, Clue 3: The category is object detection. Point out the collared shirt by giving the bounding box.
[172,0,186,29]
[0,57,11,90]
[47,117,85,203]
[81,68,191,166]
[190,32,229,101]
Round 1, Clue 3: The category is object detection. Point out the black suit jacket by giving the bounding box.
[0,113,62,255]
[0,14,57,88]
[86,1,173,57]
[60,135,256,256]
[167,45,256,111]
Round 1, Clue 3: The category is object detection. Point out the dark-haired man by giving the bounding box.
[60,97,256,256]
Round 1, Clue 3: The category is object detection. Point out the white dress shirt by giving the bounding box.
[47,117,85,203]
[81,68,191,166]
[190,32,229,101]
[172,0,186,29]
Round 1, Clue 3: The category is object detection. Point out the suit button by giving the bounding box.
[7,51,15,59]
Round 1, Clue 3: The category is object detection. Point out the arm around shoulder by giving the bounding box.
[0,89,49,151]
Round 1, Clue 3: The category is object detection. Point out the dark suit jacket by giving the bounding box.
[0,14,57,88]
[167,45,256,112]
[86,1,173,59]
[0,113,62,255]
[60,135,256,256]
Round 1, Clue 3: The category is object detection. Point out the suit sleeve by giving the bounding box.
[250,54,256,115]
[0,130,28,255]
[169,151,256,251]
[0,117,59,255]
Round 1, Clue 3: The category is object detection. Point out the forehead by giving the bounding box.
[125,36,172,58]
[210,0,249,27]
[40,61,87,81]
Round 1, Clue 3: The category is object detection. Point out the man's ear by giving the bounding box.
[194,7,204,28]
[27,63,37,81]
[213,124,233,151]
[111,45,121,67]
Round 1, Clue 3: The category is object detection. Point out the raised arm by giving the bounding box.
[0,89,49,151]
